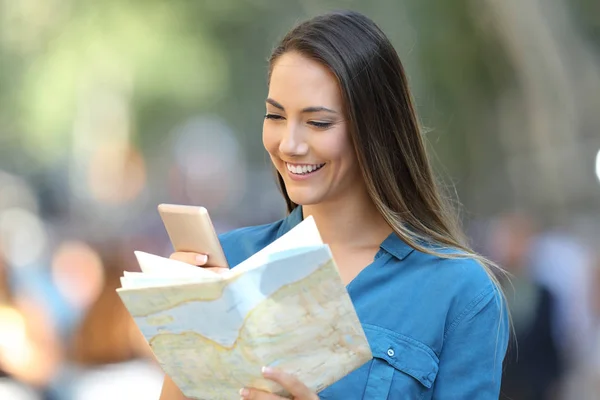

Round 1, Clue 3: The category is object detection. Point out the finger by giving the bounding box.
[261,367,317,400]
[239,387,285,400]
[169,252,208,266]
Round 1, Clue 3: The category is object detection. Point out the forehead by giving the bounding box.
[268,51,342,109]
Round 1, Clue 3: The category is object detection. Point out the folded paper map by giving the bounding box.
[116,216,372,400]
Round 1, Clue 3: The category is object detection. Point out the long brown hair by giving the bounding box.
[268,11,508,302]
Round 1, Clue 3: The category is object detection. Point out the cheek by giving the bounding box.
[262,122,280,155]
[322,126,355,163]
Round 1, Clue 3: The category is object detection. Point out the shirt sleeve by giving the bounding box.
[432,285,509,399]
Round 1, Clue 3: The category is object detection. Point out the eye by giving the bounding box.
[308,121,333,129]
[264,113,285,121]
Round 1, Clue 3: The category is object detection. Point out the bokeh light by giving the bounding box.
[595,148,600,184]
[87,143,147,205]
[51,240,105,310]
[0,299,62,387]
[0,208,47,269]
[0,305,28,361]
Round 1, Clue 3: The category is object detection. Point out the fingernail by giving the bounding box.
[195,254,208,264]
[239,388,249,397]
[262,366,273,375]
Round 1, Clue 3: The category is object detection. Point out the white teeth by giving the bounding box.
[286,163,324,175]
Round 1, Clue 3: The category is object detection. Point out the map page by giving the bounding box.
[117,217,372,400]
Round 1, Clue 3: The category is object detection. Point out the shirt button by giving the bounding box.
[387,348,395,357]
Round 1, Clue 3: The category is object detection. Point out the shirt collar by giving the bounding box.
[276,205,304,238]
[380,232,414,260]
[276,205,414,261]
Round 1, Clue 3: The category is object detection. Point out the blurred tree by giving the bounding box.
[0,0,598,221]
[570,0,600,49]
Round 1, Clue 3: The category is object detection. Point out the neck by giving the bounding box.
[301,188,392,248]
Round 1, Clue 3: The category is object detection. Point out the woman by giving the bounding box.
[162,10,509,400]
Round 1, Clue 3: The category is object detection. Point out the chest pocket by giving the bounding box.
[362,324,439,399]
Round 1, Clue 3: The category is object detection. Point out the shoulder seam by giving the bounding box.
[443,284,495,340]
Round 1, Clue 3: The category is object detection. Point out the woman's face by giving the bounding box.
[263,51,362,207]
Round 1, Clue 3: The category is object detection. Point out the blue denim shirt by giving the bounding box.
[219,207,508,399]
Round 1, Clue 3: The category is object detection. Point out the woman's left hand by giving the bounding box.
[239,367,319,400]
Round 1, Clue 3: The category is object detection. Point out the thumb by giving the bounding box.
[169,252,208,266]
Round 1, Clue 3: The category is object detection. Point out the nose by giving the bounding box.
[278,122,309,156]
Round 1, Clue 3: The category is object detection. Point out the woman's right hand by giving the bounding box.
[169,252,229,275]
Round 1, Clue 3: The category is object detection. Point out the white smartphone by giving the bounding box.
[157,204,229,268]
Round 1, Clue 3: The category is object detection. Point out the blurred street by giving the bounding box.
[0,1,599,399]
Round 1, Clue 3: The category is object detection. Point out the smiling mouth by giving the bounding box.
[285,162,325,175]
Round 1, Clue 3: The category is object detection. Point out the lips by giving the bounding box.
[285,162,325,175]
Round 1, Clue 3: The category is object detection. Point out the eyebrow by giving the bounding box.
[266,98,338,114]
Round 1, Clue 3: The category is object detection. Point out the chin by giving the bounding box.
[285,188,324,206]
